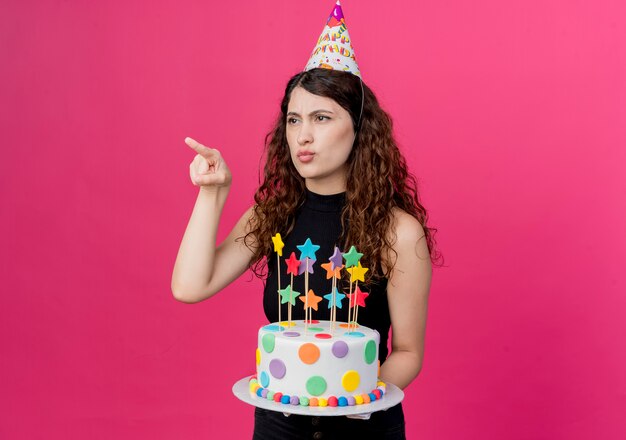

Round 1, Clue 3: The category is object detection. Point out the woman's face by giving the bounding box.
[286,86,355,194]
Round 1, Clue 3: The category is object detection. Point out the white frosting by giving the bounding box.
[256,320,380,399]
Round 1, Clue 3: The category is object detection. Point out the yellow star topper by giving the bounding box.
[346,261,368,283]
[272,233,285,257]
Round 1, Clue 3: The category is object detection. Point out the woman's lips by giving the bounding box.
[297,151,315,163]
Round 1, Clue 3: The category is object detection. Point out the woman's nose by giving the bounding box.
[297,122,313,145]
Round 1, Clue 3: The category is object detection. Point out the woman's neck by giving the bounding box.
[304,174,347,195]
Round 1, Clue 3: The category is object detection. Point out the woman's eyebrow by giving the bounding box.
[287,109,335,117]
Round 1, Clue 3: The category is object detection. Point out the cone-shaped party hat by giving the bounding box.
[304,1,361,77]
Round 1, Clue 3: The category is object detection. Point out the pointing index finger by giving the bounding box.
[184,137,218,158]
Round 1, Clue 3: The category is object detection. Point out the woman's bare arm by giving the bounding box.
[379,209,432,389]
[171,137,256,303]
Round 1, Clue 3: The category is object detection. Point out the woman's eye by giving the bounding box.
[287,118,299,125]
[316,115,330,121]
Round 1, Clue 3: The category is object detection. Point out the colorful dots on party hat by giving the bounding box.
[269,359,286,379]
[298,343,320,364]
[256,348,261,365]
[364,340,377,364]
[262,333,275,353]
[304,1,361,77]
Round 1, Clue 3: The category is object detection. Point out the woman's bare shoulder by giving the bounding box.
[389,208,426,243]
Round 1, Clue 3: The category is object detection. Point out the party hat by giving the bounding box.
[304,1,361,77]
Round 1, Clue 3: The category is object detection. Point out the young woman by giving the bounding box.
[171,67,438,439]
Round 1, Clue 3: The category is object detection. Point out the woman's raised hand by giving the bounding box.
[185,137,232,189]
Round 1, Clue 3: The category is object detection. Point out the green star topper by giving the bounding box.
[279,285,301,306]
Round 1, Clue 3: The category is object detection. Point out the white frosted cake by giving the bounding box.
[249,320,386,407]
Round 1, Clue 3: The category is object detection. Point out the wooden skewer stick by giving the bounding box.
[277,254,281,327]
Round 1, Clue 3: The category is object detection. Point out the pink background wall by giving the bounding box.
[2,0,625,438]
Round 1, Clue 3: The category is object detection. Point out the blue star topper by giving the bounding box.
[323,287,346,309]
[297,238,320,261]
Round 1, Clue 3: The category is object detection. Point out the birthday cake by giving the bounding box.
[247,232,387,408]
[250,320,386,407]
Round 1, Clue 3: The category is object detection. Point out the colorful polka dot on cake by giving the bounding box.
[263,324,284,332]
[364,340,377,364]
[306,376,327,396]
[341,370,360,392]
[298,343,320,364]
[269,359,286,379]
[332,340,349,358]
[262,334,275,353]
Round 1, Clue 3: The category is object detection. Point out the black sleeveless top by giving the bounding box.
[263,189,392,363]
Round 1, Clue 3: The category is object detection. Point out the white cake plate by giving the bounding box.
[232,375,404,417]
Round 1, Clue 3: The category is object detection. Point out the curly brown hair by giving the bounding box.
[245,68,441,279]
